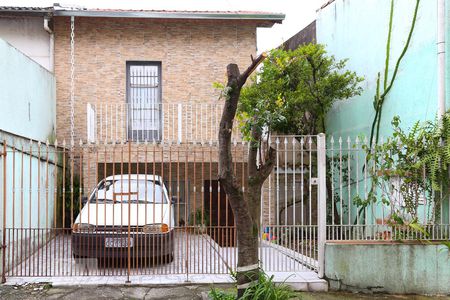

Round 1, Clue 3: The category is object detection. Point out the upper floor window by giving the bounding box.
[126,61,162,142]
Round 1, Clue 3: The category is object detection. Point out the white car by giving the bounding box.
[72,174,175,263]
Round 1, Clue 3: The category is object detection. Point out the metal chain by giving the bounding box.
[70,16,75,148]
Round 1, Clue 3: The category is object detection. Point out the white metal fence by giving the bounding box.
[326,136,450,242]
[87,102,243,144]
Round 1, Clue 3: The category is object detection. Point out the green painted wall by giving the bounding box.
[325,242,450,294]
[316,0,446,138]
[0,38,55,141]
[317,0,450,226]
[0,38,57,275]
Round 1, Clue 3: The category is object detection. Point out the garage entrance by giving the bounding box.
[0,136,325,282]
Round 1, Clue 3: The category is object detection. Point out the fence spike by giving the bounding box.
[54,139,58,148]
[355,136,360,145]
[363,136,368,145]
[338,136,342,145]
[330,136,334,144]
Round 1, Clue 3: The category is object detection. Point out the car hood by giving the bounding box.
[75,203,173,227]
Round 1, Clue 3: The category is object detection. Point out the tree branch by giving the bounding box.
[258,146,276,180]
[238,52,267,87]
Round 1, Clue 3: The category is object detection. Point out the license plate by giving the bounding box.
[105,237,133,248]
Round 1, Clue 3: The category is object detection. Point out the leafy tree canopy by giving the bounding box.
[237,43,363,138]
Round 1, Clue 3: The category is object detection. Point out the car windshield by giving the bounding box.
[90,179,167,204]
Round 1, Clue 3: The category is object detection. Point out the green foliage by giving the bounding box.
[370,0,420,145]
[360,113,450,222]
[188,208,210,227]
[237,44,362,138]
[386,213,432,241]
[439,241,450,253]
[56,152,81,228]
[240,272,295,300]
[209,271,296,300]
[209,288,236,300]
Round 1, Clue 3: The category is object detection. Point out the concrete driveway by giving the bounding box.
[4,230,325,291]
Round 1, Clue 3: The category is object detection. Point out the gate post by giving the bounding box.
[1,141,7,283]
[317,134,326,278]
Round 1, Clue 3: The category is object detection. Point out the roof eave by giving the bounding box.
[0,9,52,17]
[54,10,284,26]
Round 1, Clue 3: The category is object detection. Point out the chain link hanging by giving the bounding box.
[70,16,75,148]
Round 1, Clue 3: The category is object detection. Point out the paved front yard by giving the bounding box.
[1,283,449,300]
[7,231,311,277]
[0,283,223,300]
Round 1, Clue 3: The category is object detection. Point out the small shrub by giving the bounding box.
[209,287,235,300]
[241,272,295,300]
[209,271,297,300]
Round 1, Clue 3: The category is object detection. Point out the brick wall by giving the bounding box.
[54,17,257,142]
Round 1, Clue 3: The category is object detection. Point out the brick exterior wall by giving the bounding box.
[54,17,257,143]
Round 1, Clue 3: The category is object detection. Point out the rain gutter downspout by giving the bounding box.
[438,0,446,119]
[44,16,54,72]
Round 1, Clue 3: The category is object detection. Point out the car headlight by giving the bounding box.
[142,224,169,234]
[72,223,96,233]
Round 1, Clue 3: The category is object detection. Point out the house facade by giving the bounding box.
[51,7,283,144]
[48,7,284,227]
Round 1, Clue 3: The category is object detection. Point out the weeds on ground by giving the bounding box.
[209,271,297,300]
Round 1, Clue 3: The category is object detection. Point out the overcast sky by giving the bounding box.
[3,0,325,52]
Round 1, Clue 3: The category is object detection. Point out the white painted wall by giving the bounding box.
[0,16,52,71]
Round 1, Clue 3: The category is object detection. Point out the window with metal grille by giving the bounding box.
[126,61,162,142]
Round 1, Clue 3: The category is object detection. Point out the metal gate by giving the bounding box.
[0,134,326,282]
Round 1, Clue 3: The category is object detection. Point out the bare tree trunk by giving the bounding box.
[218,53,276,298]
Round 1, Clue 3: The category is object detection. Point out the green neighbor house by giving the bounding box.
[286,0,450,294]
[315,0,450,138]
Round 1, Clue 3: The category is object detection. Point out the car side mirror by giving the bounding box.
[81,196,88,205]
[171,196,178,203]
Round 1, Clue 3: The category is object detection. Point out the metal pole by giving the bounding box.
[317,133,327,278]
[70,16,75,148]
[2,141,7,283]
[437,0,446,119]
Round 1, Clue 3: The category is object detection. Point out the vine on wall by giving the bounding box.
[369,0,421,146]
